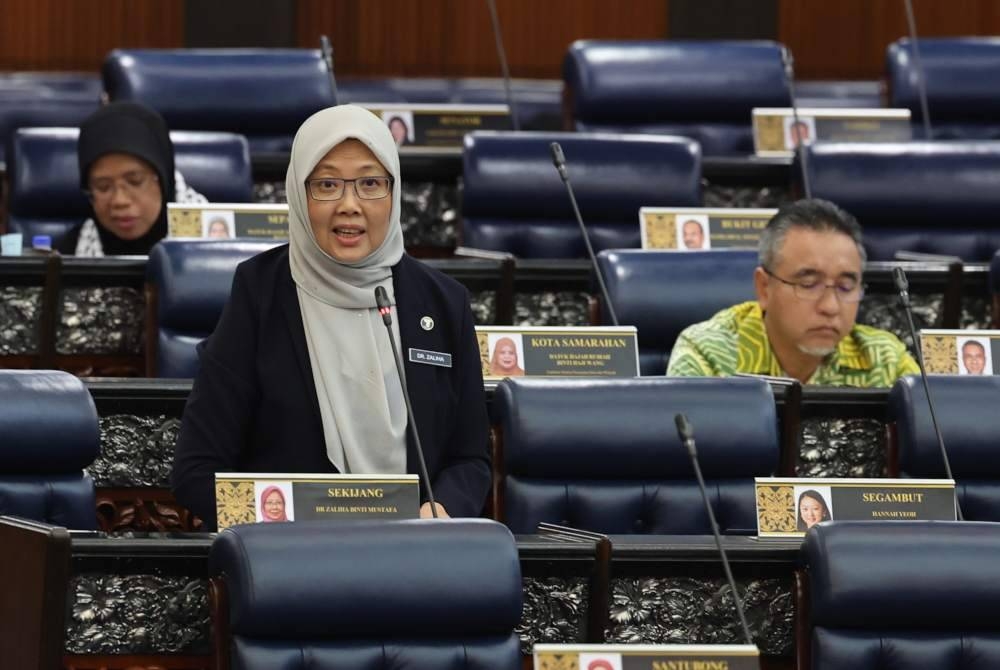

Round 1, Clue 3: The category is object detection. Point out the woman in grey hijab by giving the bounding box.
[172,105,490,529]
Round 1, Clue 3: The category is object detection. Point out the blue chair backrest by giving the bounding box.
[103,49,336,155]
[563,40,790,155]
[209,519,522,670]
[801,141,1000,261]
[146,240,279,378]
[597,249,759,375]
[6,127,253,244]
[461,131,701,259]
[991,249,1000,299]
[887,38,1000,140]
[803,521,1000,669]
[0,370,99,530]
[493,377,778,535]
[889,374,1000,521]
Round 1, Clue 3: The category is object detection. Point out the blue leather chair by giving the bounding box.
[6,127,253,244]
[799,521,1000,670]
[563,40,790,156]
[209,519,522,670]
[596,249,759,375]
[146,240,279,378]
[0,370,99,530]
[889,375,1000,521]
[887,38,1000,140]
[461,131,701,258]
[991,250,1000,328]
[801,142,1000,261]
[103,49,336,156]
[492,377,778,534]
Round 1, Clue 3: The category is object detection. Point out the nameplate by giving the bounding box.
[919,329,1000,375]
[534,643,760,669]
[476,326,639,380]
[409,348,452,367]
[752,108,912,157]
[640,207,776,250]
[755,477,956,538]
[167,203,289,240]
[214,472,419,530]
[360,103,511,149]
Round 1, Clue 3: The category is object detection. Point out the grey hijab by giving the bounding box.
[287,105,407,474]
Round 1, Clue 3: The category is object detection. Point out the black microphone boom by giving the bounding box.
[549,141,619,326]
[903,0,933,139]
[319,35,339,101]
[892,267,962,520]
[374,286,438,518]
[781,46,812,199]
[485,0,520,131]
[674,414,754,647]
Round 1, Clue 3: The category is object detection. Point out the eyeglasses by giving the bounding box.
[305,176,393,201]
[763,268,865,303]
[85,170,159,201]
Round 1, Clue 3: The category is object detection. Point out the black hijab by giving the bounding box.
[76,102,176,255]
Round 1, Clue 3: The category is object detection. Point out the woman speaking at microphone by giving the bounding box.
[171,105,489,530]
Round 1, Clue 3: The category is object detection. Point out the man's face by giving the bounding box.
[963,342,986,375]
[791,122,810,147]
[755,226,863,359]
[682,220,705,249]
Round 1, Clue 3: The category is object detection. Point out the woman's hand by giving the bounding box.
[419,502,450,519]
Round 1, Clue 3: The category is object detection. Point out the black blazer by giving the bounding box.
[171,246,490,529]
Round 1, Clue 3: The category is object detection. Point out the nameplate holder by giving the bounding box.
[919,328,1000,375]
[752,107,912,157]
[640,207,776,251]
[360,103,511,149]
[476,326,639,381]
[214,472,419,530]
[755,477,956,538]
[168,203,289,240]
[533,643,760,669]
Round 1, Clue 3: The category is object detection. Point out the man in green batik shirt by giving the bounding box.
[667,198,919,387]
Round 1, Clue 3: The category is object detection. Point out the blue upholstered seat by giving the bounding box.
[6,127,253,245]
[0,370,99,530]
[889,375,1000,521]
[887,38,1000,140]
[103,49,336,155]
[492,377,778,534]
[563,40,790,156]
[146,240,278,378]
[596,249,758,375]
[209,519,522,670]
[461,131,701,258]
[802,521,1000,670]
[801,142,1000,261]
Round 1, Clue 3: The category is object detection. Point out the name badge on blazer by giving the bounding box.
[409,348,452,368]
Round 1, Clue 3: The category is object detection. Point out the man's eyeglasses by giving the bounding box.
[306,176,393,201]
[763,267,865,303]
[85,170,159,201]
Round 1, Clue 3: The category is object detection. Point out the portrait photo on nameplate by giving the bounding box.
[755,477,956,538]
[919,329,1000,375]
[168,203,290,240]
[640,207,775,251]
[534,643,760,670]
[476,326,639,381]
[214,472,419,530]
[362,103,511,149]
[752,108,912,157]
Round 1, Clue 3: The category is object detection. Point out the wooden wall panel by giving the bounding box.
[0,0,184,72]
[296,0,669,79]
[779,0,1000,80]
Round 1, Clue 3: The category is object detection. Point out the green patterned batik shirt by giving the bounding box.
[667,301,920,387]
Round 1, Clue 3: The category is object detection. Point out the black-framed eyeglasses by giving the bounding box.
[305,176,393,201]
[763,267,865,303]
[84,170,159,201]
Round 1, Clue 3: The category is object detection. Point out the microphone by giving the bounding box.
[902,0,933,139]
[374,286,438,518]
[781,46,812,199]
[892,267,962,520]
[485,0,520,131]
[549,141,619,326]
[319,35,340,101]
[674,414,754,647]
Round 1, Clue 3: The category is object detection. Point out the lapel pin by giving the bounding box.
[420,316,434,331]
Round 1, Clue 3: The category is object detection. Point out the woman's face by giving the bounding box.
[263,490,285,521]
[496,342,518,370]
[389,119,407,145]
[208,220,230,238]
[799,495,824,528]
[87,153,163,240]
[306,139,392,263]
